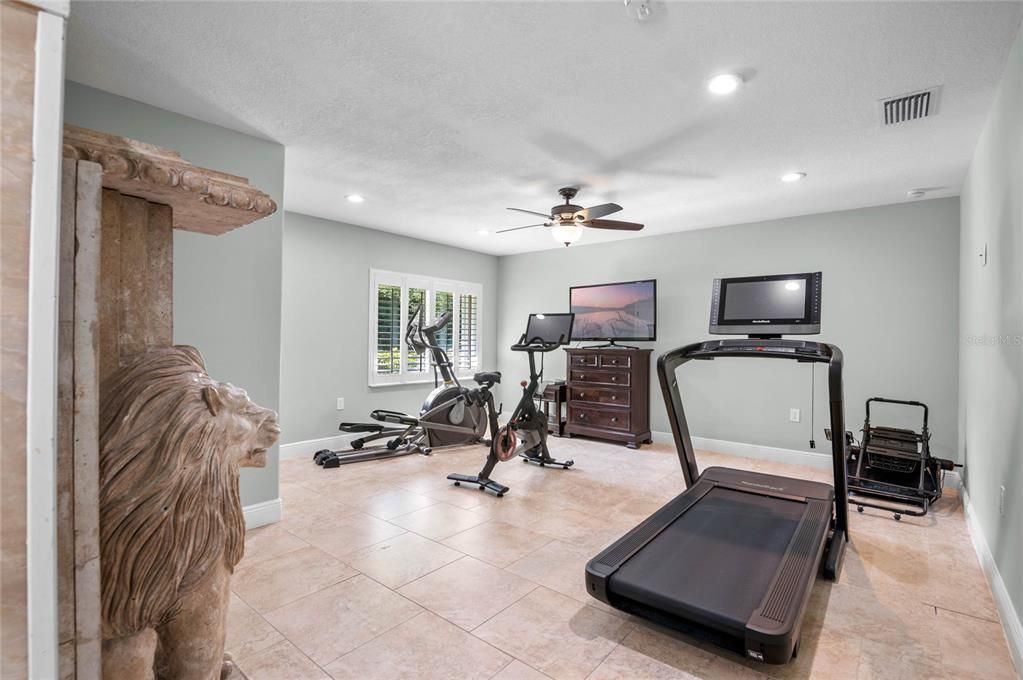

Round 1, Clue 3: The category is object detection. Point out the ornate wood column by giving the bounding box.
[57,125,277,679]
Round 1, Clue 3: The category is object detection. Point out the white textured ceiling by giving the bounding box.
[66,1,1023,255]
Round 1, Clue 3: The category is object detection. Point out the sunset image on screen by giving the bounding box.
[570,281,656,340]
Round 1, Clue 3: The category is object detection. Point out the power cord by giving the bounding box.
[809,364,816,449]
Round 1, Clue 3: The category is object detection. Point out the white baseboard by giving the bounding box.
[651,431,834,470]
[243,498,282,530]
[961,485,1023,675]
[279,433,360,461]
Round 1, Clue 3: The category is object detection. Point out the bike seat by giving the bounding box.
[474,371,502,385]
[370,409,419,426]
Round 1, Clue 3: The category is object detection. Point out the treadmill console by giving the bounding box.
[690,339,830,361]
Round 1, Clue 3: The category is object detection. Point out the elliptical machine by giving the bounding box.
[315,305,501,468]
[448,313,575,496]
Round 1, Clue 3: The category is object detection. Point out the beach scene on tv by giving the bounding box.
[570,280,656,340]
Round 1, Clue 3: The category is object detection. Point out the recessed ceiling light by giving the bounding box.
[907,189,926,199]
[476,229,490,236]
[345,194,365,203]
[781,172,806,183]
[707,73,743,95]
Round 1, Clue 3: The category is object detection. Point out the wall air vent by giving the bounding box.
[880,87,941,126]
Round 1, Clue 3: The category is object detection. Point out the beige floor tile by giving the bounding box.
[225,593,284,662]
[933,607,1016,680]
[397,556,536,630]
[247,439,1012,680]
[492,660,553,679]
[506,539,605,609]
[857,638,945,679]
[422,481,489,509]
[233,545,357,613]
[287,508,407,558]
[474,587,632,680]
[236,639,329,680]
[238,523,309,568]
[263,573,422,666]
[351,488,439,520]
[592,624,716,679]
[324,611,511,680]
[342,531,463,589]
[442,520,553,568]
[390,501,489,540]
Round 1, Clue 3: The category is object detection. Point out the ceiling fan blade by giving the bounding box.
[574,203,622,221]
[584,219,644,231]
[496,223,548,234]
[507,207,553,220]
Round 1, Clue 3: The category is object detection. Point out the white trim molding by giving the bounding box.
[279,433,363,461]
[243,498,282,530]
[961,485,1023,674]
[651,432,834,470]
[25,10,66,679]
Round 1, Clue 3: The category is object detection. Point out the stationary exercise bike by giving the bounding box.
[315,305,501,468]
[448,313,575,496]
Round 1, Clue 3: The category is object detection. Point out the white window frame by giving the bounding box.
[368,268,484,387]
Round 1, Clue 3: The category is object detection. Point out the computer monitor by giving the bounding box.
[709,272,822,336]
[524,313,575,346]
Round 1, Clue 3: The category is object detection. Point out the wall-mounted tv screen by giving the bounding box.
[569,279,657,341]
[709,271,822,336]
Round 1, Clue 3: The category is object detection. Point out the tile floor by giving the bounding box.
[229,438,1017,680]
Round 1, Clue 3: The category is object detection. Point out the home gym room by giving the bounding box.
[3,1,1022,679]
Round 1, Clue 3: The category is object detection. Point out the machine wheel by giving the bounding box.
[894,513,902,521]
[453,481,461,486]
[351,440,364,450]
[386,440,399,450]
[857,505,864,513]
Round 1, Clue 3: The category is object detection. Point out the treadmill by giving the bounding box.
[585,272,848,664]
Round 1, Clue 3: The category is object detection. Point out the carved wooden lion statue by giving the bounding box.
[99,345,279,680]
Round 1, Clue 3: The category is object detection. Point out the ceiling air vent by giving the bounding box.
[880,87,941,126]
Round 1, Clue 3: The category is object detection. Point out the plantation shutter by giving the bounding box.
[406,286,428,374]
[434,290,454,359]
[458,292,479,372]
[375,283,401,375]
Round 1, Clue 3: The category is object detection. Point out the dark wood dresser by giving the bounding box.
[564,347,652,449]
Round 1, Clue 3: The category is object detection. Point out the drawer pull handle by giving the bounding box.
[611,396,617,400]
[579,374,585,379]
[611,377,617,382]
[611,417,618,423]
[579,413,586,419]
[579,393,585,398]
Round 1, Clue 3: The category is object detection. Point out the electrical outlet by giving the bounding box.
[1000,485,1006,517]
[789,408,801,423]
[336,397,345,411]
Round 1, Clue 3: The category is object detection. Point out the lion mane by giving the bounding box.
[99,345,244,639]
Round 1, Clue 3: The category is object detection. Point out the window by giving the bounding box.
[369,269,483,386]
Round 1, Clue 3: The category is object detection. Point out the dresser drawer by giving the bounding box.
[569,387,630,407]
[570,353,598,368]
[570,369,630,387]
[598,354,631,368]
[569,405,630,431]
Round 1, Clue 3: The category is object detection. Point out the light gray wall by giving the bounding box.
[280,211,499,445]
[63,82,284,507]
[959,27,1022,647]
[497,198,961,461]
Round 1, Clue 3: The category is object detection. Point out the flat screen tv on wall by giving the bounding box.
[569,279,657,346]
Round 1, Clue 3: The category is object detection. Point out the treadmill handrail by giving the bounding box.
[656,338,849,539]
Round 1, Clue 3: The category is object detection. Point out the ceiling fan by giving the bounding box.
[499,187,644,247]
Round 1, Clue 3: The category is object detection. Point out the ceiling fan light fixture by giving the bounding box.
[707,73,743,95]
[551,221,583,247]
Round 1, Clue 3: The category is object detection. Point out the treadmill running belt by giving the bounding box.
[609,487,807,632]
